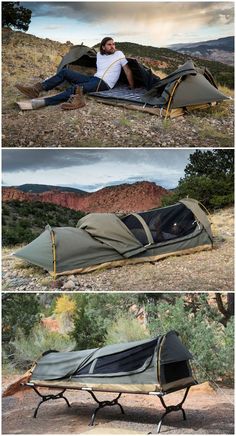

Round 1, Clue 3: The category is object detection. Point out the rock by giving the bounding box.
[63,280,75,289]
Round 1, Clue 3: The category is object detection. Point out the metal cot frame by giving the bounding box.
[25,382,194,433]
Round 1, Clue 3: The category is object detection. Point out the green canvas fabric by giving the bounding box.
[32,349,98,380]
[143,60,228,107]
[160,331,193,364]
[14,225,124,273]
[13,225,54,271]
[77,213,146,257]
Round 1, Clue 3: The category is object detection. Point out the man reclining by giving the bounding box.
[15,37,134,110]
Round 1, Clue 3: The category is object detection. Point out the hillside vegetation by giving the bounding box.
[2,201,85,246]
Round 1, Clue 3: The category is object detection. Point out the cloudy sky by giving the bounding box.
[21,2,234,47]
[2,149,194,191]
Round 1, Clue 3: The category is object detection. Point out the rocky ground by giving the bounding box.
[2,95,234,148]
[2,207,234,292]
[2,379,234,434]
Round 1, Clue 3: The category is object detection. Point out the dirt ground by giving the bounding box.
[2,97,234,148]
[2,380,234,434]
[2,207,234,292]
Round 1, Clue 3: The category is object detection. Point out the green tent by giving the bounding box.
[14,198,213,277]
[30,331,196,393]
[26,331,197,431]
[57,45,229,117]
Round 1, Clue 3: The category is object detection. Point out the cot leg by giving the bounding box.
[86,391,124,426]
[30,386,71,418]
[156,386,190,433]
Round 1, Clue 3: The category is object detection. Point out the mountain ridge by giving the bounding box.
[169,36,234,66]
[2,181,171,213]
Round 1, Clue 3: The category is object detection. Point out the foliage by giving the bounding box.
[9,325,76,369]
[2,200,85,246]
[71,294,108,349]
[105,316,150,345]
[55,294,77,333]
[146,295,234,382]
[55,294,76,316]
[161,150,234,210]
[184,150,234,178]
[2,294,41,344]
[2,2,31,31]
[71,293,142,349]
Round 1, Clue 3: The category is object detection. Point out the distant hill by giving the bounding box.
[3,181,170,214]
[13,184,88,195]
[169,37,234,66]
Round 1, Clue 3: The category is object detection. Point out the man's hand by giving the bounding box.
[123,64,135,89]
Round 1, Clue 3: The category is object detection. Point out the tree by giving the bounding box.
[2,2,31,31]
[2,294,41,344]
[161,150,234,210]
[71,295,108,349]
[215,293,234,326]
[184,150,234,179]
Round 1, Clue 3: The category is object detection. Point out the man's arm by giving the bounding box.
[123,64,134,89]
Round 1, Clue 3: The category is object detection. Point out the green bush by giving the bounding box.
[105,316,150,345]
[2,294,41,344]
[71,295,108,350]
[146,296,234,382]
[2,200,85,246]
[8,325,76,369]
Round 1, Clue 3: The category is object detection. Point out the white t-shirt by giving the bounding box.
[94,50,128,89]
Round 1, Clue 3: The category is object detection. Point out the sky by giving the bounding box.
[2,149,194,192]
[21,2,234,47]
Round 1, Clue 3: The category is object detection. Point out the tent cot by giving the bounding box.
[25,331,198,432]
[14,198,213,277]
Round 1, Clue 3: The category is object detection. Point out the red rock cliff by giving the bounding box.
[2,182,171,213]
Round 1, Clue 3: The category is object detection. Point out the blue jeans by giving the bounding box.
[42,68,110,106]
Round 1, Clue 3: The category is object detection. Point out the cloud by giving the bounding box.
[2,149,192,172]
[2,149,193,190]
[22,1,234,47]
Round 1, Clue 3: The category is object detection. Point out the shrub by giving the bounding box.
[146,296,234,383]
[8,325,76,370]
[105,316,150,345]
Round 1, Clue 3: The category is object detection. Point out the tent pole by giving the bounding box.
[165,77,182,120]
[51,230,57,280]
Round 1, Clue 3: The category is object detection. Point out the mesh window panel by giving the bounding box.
[122,215,149,245]
[163,361,191,383]
[122,204,197,244]
[81,340,157,375]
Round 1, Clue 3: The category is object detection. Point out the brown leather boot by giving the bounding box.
[61,86,86,110]
[15,82,44,99]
